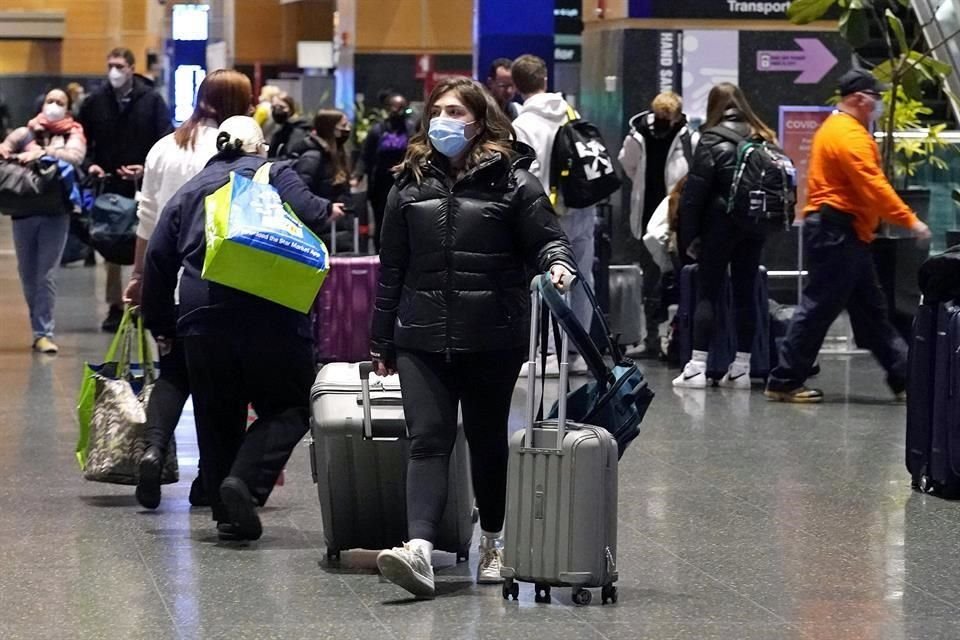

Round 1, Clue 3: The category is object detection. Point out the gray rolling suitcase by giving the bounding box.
[309,361,475,562]
[500,282,620,606]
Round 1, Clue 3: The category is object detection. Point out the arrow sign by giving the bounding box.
[756,38,837,84]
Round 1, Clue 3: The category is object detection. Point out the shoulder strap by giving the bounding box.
[680,129,694,166]
[253,162,273,184]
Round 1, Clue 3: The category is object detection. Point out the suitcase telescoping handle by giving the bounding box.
[329,215,361,255]
[357,361,405,440]
[524,274,571,454]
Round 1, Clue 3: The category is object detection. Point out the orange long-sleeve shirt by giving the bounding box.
[803,111,918,243]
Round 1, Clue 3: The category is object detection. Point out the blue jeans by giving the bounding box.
[558,206,596,334]
[12,215,69,339]
[768,211,908,392]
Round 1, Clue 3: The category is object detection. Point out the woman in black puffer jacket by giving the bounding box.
[369,77,576,599]
[674,83,778,390]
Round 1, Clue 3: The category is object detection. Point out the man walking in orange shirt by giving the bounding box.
[765,69,931,403]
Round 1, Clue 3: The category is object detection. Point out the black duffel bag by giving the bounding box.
[0,157,69,217]
[89,190,137,265]
[918,244,960,302]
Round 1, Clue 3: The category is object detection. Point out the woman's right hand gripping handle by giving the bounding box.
[368,353,396,377]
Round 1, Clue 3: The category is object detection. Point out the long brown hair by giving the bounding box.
[704,83,776,143]
[313,108,349,185]
[174,69,252,150]
[400,76,515,183]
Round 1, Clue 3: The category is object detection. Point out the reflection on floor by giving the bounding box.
[1,217,958,640]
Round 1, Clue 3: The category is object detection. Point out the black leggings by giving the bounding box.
[693,215,766,353]
[396,348,525,542]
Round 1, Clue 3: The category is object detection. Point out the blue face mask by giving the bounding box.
[871,97,885,123]
[429,117,475,158]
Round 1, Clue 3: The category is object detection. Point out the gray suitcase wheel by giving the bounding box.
[326,549,341,563]
[602,584,618,605]
[456,545,470,563]
[572,587,593,606]
[534,584,552,603]
[502,578,519,601]
[919,474,932,493]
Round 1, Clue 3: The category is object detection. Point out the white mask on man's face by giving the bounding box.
[108,67,130,89]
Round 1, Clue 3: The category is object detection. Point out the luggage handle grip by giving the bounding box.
[357,362,408,440]
[525,275,570,453]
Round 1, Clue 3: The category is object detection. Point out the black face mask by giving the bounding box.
[652,118,674,137]
[272,110,290,124]
[389,112,406,124]
[335,130,350,144]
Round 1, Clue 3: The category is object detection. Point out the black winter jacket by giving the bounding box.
[142,154,332,341]
[290,134,350,204]
[268,117,311,160]
[677,109,752,260]
[78,75,173,197]
[370,150,576,360]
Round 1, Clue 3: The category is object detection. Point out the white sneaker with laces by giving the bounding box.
[543,354,588,377]
[477,536,504,584]
[376,542,435,598]
[718,363,751,390]
[672,359,708,388]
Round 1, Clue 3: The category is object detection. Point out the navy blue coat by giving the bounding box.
[142,153,332,340]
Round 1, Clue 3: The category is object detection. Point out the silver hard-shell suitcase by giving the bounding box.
[309,361,475,562]
[500,281,619,606]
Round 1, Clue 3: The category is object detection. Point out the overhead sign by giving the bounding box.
[629,0,837,20]
[757,38,837,84]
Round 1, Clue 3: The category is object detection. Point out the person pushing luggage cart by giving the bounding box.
[369,77,576,599]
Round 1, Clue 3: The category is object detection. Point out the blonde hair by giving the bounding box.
[400,77,516,183]
[651,92,682,119]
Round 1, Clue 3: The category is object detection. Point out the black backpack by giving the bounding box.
[710,127,797,231]
[549,106,622,209]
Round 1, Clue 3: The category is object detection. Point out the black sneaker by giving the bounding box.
[219,476,262,541]
[135,447,162,510]
[101,305,124,333]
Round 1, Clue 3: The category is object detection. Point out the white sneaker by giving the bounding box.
[543,354,561,377]
[718,365,751,390]
[543,354,588,377]
[569,354,589,375]
[376,542,435,598]
[673,360,707,388]
[477,537,504,584]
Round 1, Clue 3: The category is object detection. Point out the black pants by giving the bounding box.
[693,214,766,353]
[636,241,665,346]
[397,348,525,542]
[144,337,191,459]
[768,212,909,392]
[183,332,315,523]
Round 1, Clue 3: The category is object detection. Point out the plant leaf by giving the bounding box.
[900,68,923,100]
[873,60,894,84]
[839,9,870,48]
[921,57,953,78]
[787,0,837,24]
[886,9,909,54]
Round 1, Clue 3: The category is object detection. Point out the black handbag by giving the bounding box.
[0,157,68,217]
[89,189,138,265]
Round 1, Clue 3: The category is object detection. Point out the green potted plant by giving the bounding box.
[788,0,958,192]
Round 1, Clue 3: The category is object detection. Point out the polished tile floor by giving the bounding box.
[1,216,959,639]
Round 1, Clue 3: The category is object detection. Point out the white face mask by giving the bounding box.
[43,103,66,122]
[870,97,885,123]
[108,67,130,90]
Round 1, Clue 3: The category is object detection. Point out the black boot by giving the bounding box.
[101,305,124,333]
[136,446,163,510]
[219,476,262,541]
[189,470,210,507]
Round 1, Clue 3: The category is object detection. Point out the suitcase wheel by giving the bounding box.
[502,578,520,601]
[572,587,593,606]
[602,584,618,605]
[456,546,470,563]
[919,474,932,493]
[534,584,551,604]
[326,549,341,563]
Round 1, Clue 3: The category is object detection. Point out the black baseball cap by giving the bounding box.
[838,69,886,97]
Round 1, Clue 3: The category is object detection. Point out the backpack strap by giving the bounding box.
[253,162,273,184]
[705,125,746,148]
[680,129,694,166]
[548,107,579,208]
